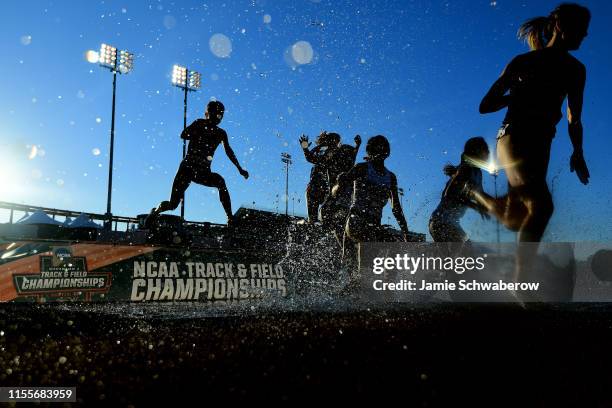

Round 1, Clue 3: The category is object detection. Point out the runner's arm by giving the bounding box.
[332,163,364,197]
[303,145,322,164]
[466,170,490,216]
[479,59,516,114]
[353,135,362,158]
[180,120,200,140]
[568,62,589,184]
[390,173,409,240]
[221,131,249,179]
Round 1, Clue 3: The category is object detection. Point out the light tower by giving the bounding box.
[89,43,134,230]
[281,153,292,217]
[171,65,202,219]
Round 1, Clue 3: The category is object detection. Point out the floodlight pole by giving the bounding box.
[281,153,292,218]
[93,44,132,230]
[105,68,118,230]
[181,72,189,220]
[285,160,289,217]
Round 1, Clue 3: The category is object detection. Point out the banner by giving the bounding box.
[0,241,286,302]
[3,240,612,303]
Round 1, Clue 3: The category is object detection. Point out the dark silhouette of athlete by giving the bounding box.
[299,131,341,223]
[471,3,590,283]
[473,3,590,240]
[146,101,249,226]
[333,136,409,287]
[319,135,361,244]
[429,137,490,242]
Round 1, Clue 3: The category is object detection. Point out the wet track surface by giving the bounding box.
[1,302,612,406]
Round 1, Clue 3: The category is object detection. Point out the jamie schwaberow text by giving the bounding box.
[372,279,540,292]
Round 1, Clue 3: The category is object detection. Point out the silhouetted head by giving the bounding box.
[315,131,328,146]
[518,3,590,51]
[327,132,341,147]
[316,131,341,147]
[365,135,390,161]
[205,100,225,125]
[462,137,490,163]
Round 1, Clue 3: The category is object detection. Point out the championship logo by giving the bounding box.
[12,246,112,301]
[51,246,72,267]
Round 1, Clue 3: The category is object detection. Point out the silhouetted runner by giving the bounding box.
[299,132,340,223]
[146,101,249,227]
[429,137,490,242]
[471,3,591,283]
[319,135,361,245]
[333,135,409,288]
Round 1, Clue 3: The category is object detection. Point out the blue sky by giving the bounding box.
[0,0,610,241]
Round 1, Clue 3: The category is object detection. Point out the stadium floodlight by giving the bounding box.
[118,50,134,74]
[171,64,202,219]
[97,44,134,73]
[172,64,187,87]
[172,65,201,91]
[281,153,292,217]
[90,43,135,229]
[188,71,201,89]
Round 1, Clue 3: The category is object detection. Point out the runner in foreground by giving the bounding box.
[471,3,591,282]
[146,100,249,227]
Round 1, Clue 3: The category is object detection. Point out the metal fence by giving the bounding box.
[0,201,222,231]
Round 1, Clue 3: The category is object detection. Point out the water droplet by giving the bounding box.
[163,15,176,29]
[291,41,314,65]
[209,33,232,58]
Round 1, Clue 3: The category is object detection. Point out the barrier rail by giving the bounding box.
[0,201,222,231]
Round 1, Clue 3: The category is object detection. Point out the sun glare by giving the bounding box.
[0,158,28,200]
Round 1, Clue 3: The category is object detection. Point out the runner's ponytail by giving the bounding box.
[443,164,458,177]
[518,3,591,51]
[518,16,551,50]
